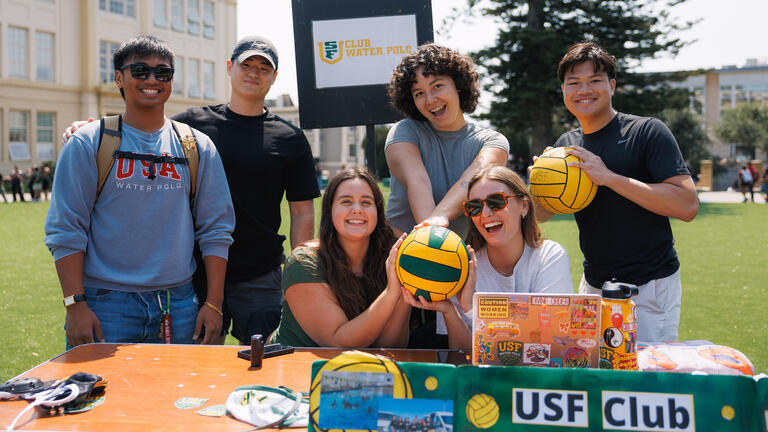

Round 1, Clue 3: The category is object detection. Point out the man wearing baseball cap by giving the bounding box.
[173,35,320,344]
[63,36,320,345]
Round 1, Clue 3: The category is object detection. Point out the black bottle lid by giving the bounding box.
[601,279,639,299]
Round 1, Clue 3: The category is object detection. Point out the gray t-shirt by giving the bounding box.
[436,239,573,334]
[385,118,509,237]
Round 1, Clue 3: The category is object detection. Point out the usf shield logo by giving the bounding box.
[318,41,343,64]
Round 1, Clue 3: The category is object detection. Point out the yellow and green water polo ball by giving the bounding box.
[395,226,470,302]
[309,350,412,432]
[529,147,597,214]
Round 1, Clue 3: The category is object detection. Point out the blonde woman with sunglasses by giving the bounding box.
[402,166,572,349]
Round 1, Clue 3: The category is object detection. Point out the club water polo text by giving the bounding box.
[329,39,412,57]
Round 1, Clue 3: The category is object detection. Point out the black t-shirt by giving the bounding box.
[172,104,320,282]
[554,113,690,287]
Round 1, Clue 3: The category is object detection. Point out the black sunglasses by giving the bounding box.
[120,63,174,82]
[462,192,521,217]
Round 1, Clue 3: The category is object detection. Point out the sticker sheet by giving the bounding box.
[472,293,601,367]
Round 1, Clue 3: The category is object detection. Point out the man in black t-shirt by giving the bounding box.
[64,36,320,345]
[173,36,320,344]
[536,42,698,343]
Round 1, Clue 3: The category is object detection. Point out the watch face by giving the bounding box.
[63,295,85,307]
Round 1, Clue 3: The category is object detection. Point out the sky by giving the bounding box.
[237,0,768,104]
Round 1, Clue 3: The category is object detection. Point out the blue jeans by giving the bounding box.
[71,282,198,348]
[224,267,283,344]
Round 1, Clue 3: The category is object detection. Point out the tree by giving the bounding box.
[450,0,696,155]
[658,108,710,175]
[715,103,768,160]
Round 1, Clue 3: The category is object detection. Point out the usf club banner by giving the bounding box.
[309,352,767,432]
[454,366,764,431]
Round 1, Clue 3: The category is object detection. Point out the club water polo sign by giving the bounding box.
[510,389,694,430]
[312,15,417,88]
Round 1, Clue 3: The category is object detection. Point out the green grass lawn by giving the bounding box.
[1,196,766,381]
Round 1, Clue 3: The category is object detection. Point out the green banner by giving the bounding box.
[454,365,758,432]
[307,351,764,432]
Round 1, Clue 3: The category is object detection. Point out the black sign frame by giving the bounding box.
[291,0,433,129]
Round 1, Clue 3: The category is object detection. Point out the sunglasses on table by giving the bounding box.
[120,63,174,82]
[462,192,521,217]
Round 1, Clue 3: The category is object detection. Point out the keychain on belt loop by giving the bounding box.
[158,290,172,344]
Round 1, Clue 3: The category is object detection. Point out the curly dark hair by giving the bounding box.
[317,168,396,320]
[387,43,480,121]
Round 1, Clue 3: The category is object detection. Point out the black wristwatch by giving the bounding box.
[62,294,87,307]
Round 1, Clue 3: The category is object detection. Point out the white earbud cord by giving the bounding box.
[6,383,80,431]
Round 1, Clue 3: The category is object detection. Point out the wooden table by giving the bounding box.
[0,344,466,431]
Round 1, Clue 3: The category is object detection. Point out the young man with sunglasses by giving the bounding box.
[45,35,235,348]
[64,36,320,345]
[537,41,698,343]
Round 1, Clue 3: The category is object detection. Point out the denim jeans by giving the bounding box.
[72,282,198,348]
[224,267,282,343]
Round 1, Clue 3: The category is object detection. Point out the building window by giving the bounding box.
[9,110,31,161]
[173,56,183,95]
[187,0,201,36]
[36,32,54,81]
[37,113,56,161]
[9,27,29,79]
[154,0,168,27]
[100,41,120,83]
[203,61,215,99]
[100,0,135,17]
[171,0,184,32]
[188,58,200,98]
[203,1,215,39]
[734,85,748,107]
[720,85,733,113]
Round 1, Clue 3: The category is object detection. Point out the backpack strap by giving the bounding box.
[170,120,199,207]
[96,115,122,197]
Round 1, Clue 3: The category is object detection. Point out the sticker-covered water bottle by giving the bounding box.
[599,280,639,370]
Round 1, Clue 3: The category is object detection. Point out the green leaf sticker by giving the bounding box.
[195,404,228,417]
[174,397,208,409]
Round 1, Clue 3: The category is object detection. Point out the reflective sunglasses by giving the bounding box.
[120,63,174,82]
[462,192,521,217]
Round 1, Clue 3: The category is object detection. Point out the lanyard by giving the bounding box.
[158,290,172,344]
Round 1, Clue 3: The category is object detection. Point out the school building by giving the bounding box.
[0,0,237,174]
[0,0,367,178]
[672,59,768,159]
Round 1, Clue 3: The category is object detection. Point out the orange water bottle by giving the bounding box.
[599,281,639,370]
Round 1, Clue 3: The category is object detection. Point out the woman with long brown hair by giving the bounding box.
[271,168,410,347]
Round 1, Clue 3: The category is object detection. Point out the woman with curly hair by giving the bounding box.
[402,166,572,349]
[385,43,509,347]
[270,168,410,347]
[385,44,509,237]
